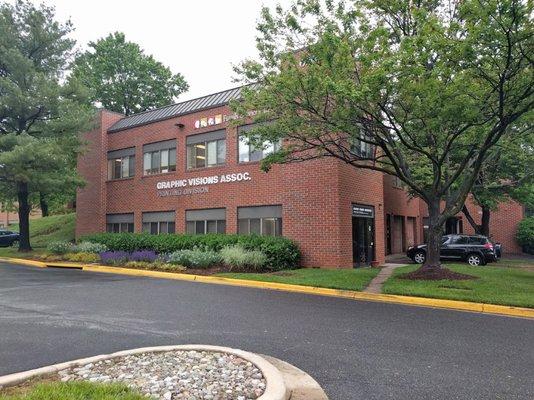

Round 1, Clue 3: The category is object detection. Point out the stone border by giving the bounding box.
[0,345,289,400]
[2,257,533,319]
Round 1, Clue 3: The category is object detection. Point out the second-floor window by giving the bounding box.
[143,139,177,176]
[238,123,280,163]
[186,130,226,169]
[107,148,135,180]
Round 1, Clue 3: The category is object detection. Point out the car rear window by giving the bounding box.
[469,237,487,245]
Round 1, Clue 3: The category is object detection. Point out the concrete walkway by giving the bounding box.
[364,263,405,293]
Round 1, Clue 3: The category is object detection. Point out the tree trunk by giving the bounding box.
[462,204,482,234]
[39,192,49,217]
[422,200,443,270]
[17,182,32,252]
[480,205,490,237]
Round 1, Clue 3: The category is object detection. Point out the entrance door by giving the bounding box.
[351,204,375,267]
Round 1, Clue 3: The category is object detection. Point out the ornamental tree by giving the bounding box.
[233,0,533,274]
[0,0,93,251]
[72,32,189,116]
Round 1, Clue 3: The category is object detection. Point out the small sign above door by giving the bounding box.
[352,204,374,218]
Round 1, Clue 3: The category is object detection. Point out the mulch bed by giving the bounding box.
[399,266,477,281]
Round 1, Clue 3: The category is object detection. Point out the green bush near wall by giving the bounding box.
[82,233,301,271]
[517,216,534,254]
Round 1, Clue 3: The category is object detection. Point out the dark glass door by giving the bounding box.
[352,217,375,267]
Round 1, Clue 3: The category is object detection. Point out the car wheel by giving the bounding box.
[467,253,484,266]
[11,240,19,248]
[413,251,426,264]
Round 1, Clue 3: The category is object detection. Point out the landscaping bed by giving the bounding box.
[383,264,534,308]
[56,350,265,400]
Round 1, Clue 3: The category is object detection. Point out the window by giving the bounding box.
[143,140,177,175]
[142,211,175,234]
[186,130,226,169]
[350,125,374,159]
[107,148,135,180]
[237,124,281,163]
[185,209,226,235]
[238,206,282,236]
[106,213,134,233]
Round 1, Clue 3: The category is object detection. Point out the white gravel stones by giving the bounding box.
[57,350,266,399]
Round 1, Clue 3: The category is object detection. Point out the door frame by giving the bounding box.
[352,204,376,268]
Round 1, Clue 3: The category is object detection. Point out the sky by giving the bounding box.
[23,0,286,101]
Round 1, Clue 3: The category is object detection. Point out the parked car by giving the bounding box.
[407,234,499,266]
[0,230,20,247]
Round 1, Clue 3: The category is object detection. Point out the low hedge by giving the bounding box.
[82,233,301,271]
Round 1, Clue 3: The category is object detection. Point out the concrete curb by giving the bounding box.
[0,345,289,400]
[1,257,533,319]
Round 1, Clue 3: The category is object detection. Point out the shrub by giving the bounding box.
[46,241,74,255]
[129,250,157,262]
[83,233,300,271]
[99,251,130,266]
[73,241,108,254]
[220,245,267,272]
[167,248,221,269]
[517,216,534,254]
[64,252,100,263]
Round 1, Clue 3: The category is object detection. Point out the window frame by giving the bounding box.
[238,135,281,164]
[186,138,226,169]
[143,146,177,176]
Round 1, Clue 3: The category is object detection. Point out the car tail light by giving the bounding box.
[484,242,494,250]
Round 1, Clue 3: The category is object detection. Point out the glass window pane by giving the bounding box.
[206,220,217,234]
[113,223,120,233]
[186,145,195,169]
[195,220,205,235]
[207,141,217,166]
[250,147,263,162]
[195,144,206,168]
[151,151,160,173]
[161,149,169,170]
[217,139,226,164]
[120,223,129,233]
[186,221,195,234]
[238,219,248,234]
[142,222,150,233]
[168,222,175,234]
[239,136,249,163]
[128,156,135,177]
[128,223,134,233]
[250,218,261,234]
[264,141,274,156]
[217,220,226,234]
[150,222,158,235]
[169,148,176,171]
[262,218,276,236]
[106,224,113,233]
[143,153,151,175]
[114,159,121,179]
[275,218,282,236]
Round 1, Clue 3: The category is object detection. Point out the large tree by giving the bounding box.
[0,0,93,251]
[234,0,533,275]
[72,32,189,116]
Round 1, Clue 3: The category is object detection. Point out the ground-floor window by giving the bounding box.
[106,213,134,233]
[142,211,175,234]
[237,205,282,236]
[186,208,226,235]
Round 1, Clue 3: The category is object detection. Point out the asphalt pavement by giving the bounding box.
[0,262,533,399]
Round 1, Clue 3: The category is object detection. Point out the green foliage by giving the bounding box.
[64,252,100,263]
[73,241,108,254]
[83,233,301,271]
[516,217,534,253]
[0,381,146,400]
[46,241,73,255]
[234,0,533,267]
[72,32,188,116]
[0,1,94,250]
[10,213,75,248]
[167,248,221,269]
[220,245,267,272]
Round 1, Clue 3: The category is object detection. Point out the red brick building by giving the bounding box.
[76,86,525,268]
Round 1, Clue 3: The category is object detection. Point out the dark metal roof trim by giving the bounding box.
[107,85,253,133]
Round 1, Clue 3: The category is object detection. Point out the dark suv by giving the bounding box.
[407,234,499,266]
[0,230,20,247]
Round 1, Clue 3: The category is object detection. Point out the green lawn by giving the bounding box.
[217,267,380,291]
[7,213,75,248]
[0,381,146,400]
[383,264,534,308]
